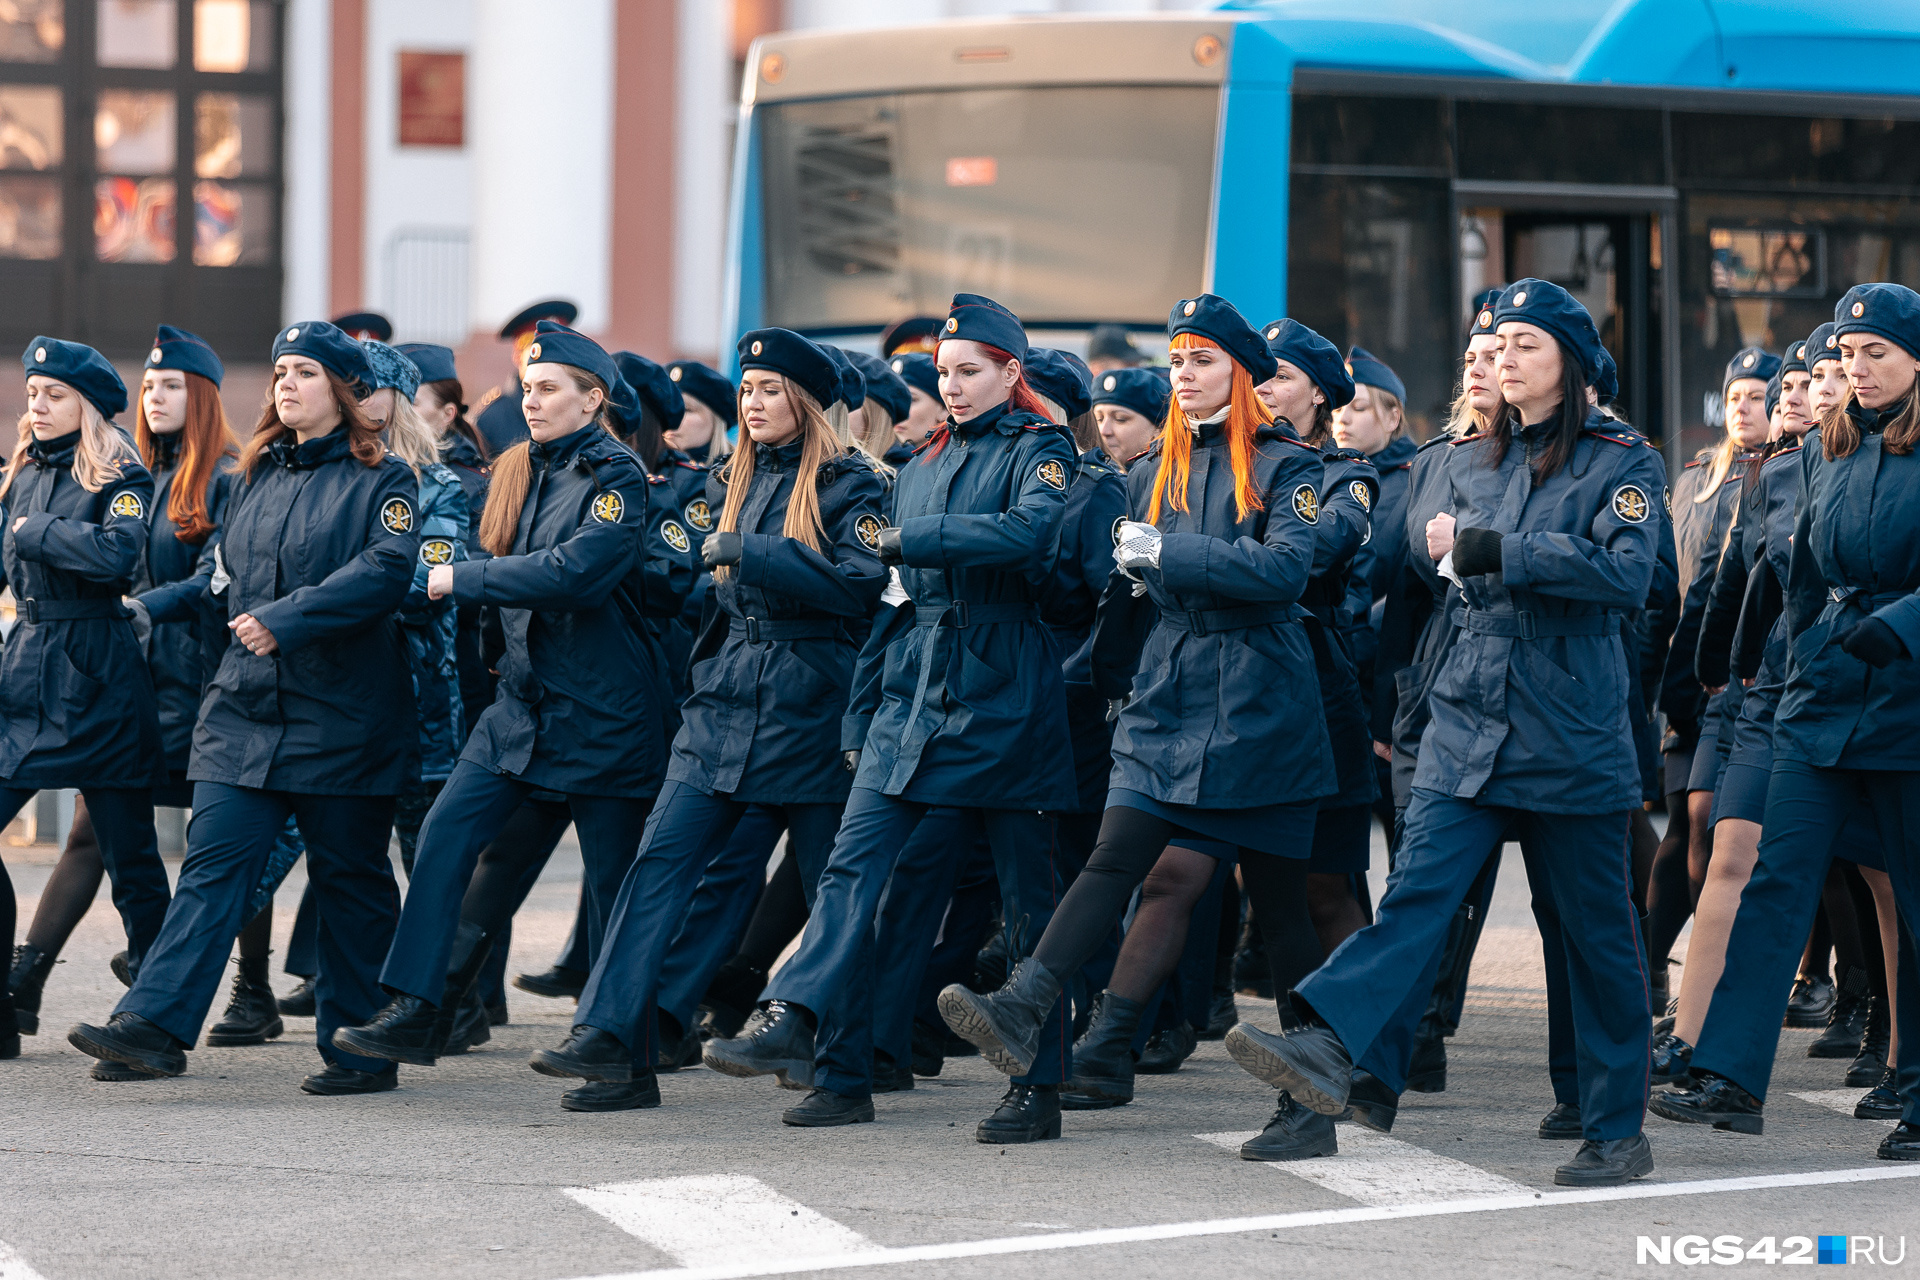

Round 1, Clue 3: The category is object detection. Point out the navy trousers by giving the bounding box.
[1692,757,1920,1121]
[1299,789,1649,1139]
[870,809,979,1071]
[576,783,842,1064]
[0,787,167,969]
[765,788,1073,1087]
[118,783,397,1073]
[379,761,647,1005]
[912,842,1001,1035]
[655,804,792,1034]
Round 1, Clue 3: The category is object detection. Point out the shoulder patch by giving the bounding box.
[660,518,690,553]
[1764,444,1803,466]
[1291,483,1319,525]
[475,385,504,411]
[591,491,626,524]
[684,497,713,531]
[380,497,415,534]
[1611,484,1651,524]
[1347,479,1372,512]
[854,513,885,551]
[644,471,669,486]
[108,490,146,520]
[420,537,455,565]
[1035,458,1067,491]
[1448,431,1488,447]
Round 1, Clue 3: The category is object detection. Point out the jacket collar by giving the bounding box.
[753,438,805,471]
[530,423,600,470]
[268,427,355,471]
[25,431,78,469]
[949,400,1013,439]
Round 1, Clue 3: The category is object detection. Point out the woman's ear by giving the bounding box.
[1004,360,1020,388]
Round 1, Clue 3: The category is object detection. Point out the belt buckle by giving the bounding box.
[745,617,762,644]
[946,600,969,629]
[1828,586,1849,605]
[19,597,36,624]
[1186,610,1207,637]
[1516,610,1537,642]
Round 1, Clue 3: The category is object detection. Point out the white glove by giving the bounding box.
[1114,519,1163,573]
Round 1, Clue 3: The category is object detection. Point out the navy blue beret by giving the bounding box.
[1723,346,1781,394]
[1488,279,1609,390]
[737,328,841,411]
[1257,317,1351,407]
[881,316,943,358]
[499,299,577,340]
[847,350,911,424]
[360,340,420,399]
[1806,322,1842,367]
[614,352,684,431]
[1345,346,1405,404]
[1592,346,1620,405]
[941,293,1027,362]
[272,320,373,395]
[1466,286,1505,342]
[889,352,940,402]
[524,320,633,411]
[395,343,458,385]
[1024,348,1093,421]
[817,345,865,412]
[1835,282,1920,358]
[332,311,392,342]
[23,336,126,420]
[1087,324,1142,365]
[1765,372,1783,417]
[1173,294,1278,386]
[1780,337,1810,377]
[146,324,223,388]
[1091,366,1169,424]
[667,361,737,426]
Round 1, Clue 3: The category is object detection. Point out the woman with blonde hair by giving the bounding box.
[0,338,169,1062]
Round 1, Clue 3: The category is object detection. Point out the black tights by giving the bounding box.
[23,799,100,957]
[1645,789,1693,973]
[734,847,809,972]
[1034,807,1319,1007]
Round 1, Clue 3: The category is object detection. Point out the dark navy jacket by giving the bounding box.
[1415,412,1668,814]
[1776,402,1920,770]
[1100,420,1336,809]
[1377,432,1461,805]
[1039,447,1128,813]
[474,379,530,455]
[440,430,495,736]
[132,434,234,773]
[191,431,419,794]
[1363,432,1417,605]
[398,462,468,783]
[450,424,683,797]
[670,443,887,803]
[1659,449,1756,740]
[848,402,1078,809]
[1303,441,1380,809]
[0,434,165,788]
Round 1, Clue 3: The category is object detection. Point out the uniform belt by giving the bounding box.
[16,597,128,623]
[913,601,1038,629]
[1157,604,1297,637]
[1828,586,1909,612]
[1462,608,1619,640]
[728,617,842,644]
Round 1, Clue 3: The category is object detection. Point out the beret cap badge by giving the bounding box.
[1742,353,1756,367]
[527,342,542,361]
[286,328,299,341]
[34,346,45,362]
[1183,301,1197,316]
[1853,302,1865,317]
[669,366,682,380]
[1103,374,1116,390]
[1512,290,1528,306]
[944,318,958,333]
[751,340,763,355]
[150,348,162,363]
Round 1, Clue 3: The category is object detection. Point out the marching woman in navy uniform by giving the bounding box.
[885,353,946,465]
[1652,284,1920,1161]
[1090,367,1167,472]
[703,293,1080,1143]
[9,329,231,1052]
[69,321,419,1092]
[331,322,683,1071]
[937,295,1334,1139]
[525,328,887,1114]
[0,340,169,1061]
[664,360,736,467]
[1223,280,1668,1187]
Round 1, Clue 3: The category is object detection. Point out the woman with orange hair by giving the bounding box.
[938,294,1334,1140]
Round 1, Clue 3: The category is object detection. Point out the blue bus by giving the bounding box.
[721,0,1920,464]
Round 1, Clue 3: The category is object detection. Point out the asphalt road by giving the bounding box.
[1,824,1913,1280]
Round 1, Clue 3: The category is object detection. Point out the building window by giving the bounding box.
[398,51,463,147]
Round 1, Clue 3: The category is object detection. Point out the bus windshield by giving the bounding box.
[757,85,1219,332]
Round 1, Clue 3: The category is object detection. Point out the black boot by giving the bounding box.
[1224,1019,1352,1116]
[487,998,509,1026]
[1239,1093,1337,1161]
[68,1012,187,1076]
[1648,1071,1764,1134]
[1233,916,1272,999]
[442,990,492,1055]
[977,1082,1060,1144]
[331,995,443,1066]
[1405,1016,1447,1093]
[702,1001,816,1088]
[0,992,17,1060]
[9,943,55,1036]
[1845,998,1889,1087]
[424,923,495,1057]
[782,1088,876,1127]
[1554,1134,1653,1186]
[561,1078,661,1112]
[206,955,285,1047]
[872,1051,915,1093]
[1808,968,1871,1057]
[909,1019,945,1077]
[1204,989,1237,1041]
[1649,1032,1693,1086]
[110,950,133,988]
[513,964,586,1001]
[300,1063,398,1095]
[1539,1101,1583,1140]
[1855,1067,1903,1120]
[90,1058,148,1081]
[530,1026,633,1083]
[1879,1121,1920,1162]
[699,959,769,1040]
[278,975,317,1017]
[1061,991,1142,1109]
[1344,1069,1398,1133]
[937,957,1065,1078]
[1139,1020,1199,1075]
[1784,973,1836,1028]
[657,1019,705,1073]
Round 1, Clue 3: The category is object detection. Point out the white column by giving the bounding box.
[468,0,614,334]
[672,0,727,358]
[282,0,332,323]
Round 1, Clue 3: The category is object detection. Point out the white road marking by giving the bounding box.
[1790,1090,1898,1125]
[556,1165,1920,1280]
[1195,1128,1528,1205]
[0,1240,50,1280]
[566,1174,882,1270]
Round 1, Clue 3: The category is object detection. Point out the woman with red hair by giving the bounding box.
[938,294,1334,1140]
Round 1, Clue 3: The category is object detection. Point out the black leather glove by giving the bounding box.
[701,531,742,569]
[1450,526,1504,578]
[843,750,860,774]
[876,527,904,566]
[1839,616,1907,669]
